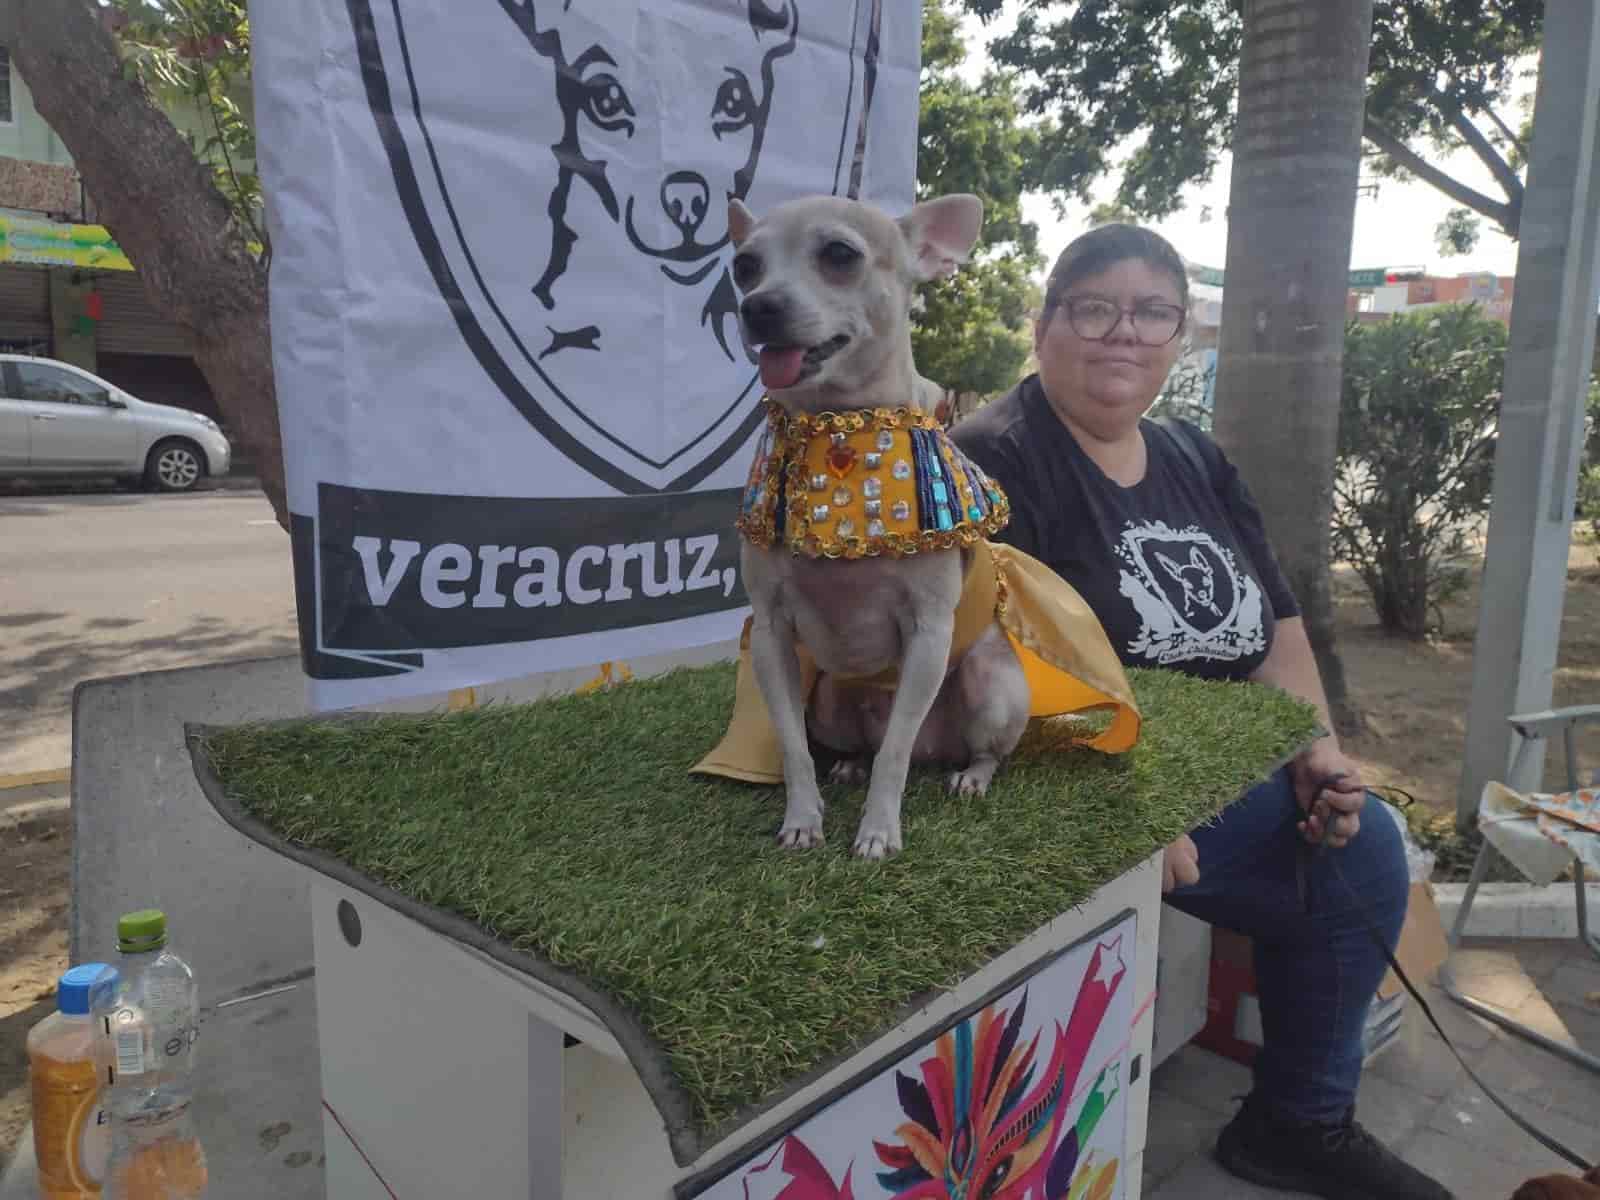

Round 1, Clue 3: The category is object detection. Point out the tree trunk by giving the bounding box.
[1212,0,1374,739]
[10,0,287,529]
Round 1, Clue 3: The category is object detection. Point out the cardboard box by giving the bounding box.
[1195,881,1446,1066]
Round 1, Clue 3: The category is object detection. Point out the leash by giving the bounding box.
[1303,780,1595,1172]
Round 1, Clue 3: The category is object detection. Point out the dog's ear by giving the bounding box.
[729,199,757,248]
[899,194,984,282]
[1190,546,1206,569]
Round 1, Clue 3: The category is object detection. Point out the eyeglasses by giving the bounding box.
[1053,294,1186,346]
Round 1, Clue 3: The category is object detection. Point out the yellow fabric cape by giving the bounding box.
[691,538,1142,785]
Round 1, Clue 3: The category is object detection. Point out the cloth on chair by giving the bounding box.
[1479,782,1600,885]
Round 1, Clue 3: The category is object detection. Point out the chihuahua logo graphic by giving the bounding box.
[348,0,885,494]
[1115,520,1265,666]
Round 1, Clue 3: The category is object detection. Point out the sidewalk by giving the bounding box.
[1142,939,1600,1197]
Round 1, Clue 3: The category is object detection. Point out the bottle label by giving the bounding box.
[114,1028,145,1077]
[145,976,188,1025]
[30,1057,108,1190]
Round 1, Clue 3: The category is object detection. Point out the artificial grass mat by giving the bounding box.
[190,662,1317,1159]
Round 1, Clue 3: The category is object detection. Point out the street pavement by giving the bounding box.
[0,485,299,778]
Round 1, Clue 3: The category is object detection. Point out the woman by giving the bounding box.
[951,225,1451,1200]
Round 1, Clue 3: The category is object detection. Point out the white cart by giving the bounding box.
[296,852,1164,1199]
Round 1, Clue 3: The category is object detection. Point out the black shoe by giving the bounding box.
[1215,1094,1454,1200]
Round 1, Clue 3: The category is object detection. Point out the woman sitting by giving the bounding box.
[950,224,1451,1200]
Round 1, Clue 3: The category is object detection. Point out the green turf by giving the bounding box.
[197,663,1317,1134]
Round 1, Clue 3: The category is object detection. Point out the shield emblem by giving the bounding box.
[348,0,887,494]
[1124,524,1241,640]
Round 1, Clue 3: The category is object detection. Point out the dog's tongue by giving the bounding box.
[759,346,806,391]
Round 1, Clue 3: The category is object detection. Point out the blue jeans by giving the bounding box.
[1165,766,1410,1123]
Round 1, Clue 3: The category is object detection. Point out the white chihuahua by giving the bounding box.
[728,193,1038,860]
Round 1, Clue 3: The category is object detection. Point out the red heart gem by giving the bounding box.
[826,444,857,478]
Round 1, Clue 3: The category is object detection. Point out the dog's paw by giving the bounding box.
[828,759,870,786]
[852,823,902,861]
[777,821,826,850]
[947,756,1000,797]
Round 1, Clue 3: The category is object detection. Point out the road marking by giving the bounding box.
[0,766,70,791]
[246,519,278,526]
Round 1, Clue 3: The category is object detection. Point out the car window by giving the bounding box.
[14,363,112,407]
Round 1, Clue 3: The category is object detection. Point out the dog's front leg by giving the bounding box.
[854,611,954,860]
[747,610,828,849]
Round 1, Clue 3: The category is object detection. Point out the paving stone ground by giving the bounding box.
[1143,939,1600,1198]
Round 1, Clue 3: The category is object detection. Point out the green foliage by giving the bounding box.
[109,0,265,260]
[1580,377,1600,540]
[1087,200,1140,227]
[968,0,1540,233]
[1578,464,1600,542]
[1435,206,1481,257]
[911,0,1043,400]
[1333,305,1505,638]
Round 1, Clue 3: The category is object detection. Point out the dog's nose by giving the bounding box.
[661,172,710,239]
[740,293,788,343]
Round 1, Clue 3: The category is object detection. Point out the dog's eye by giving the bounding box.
[732,253,761,291]
[819,241,862,271]
[711,71,757,137]
[580,72,636,133]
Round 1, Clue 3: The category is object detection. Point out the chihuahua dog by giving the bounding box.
[728,192,1035,859]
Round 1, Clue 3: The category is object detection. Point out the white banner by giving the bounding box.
[251,0,920,709]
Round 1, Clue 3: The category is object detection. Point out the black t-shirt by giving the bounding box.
[950,375,1299,682]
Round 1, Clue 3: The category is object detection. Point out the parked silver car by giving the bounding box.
[0,354,231,492]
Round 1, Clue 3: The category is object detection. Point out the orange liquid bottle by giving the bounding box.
[28,964,120,1199]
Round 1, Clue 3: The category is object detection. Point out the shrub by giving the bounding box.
[1581,379,1600,540]
[1580,464,1600,542]
[1333,305,1504,637]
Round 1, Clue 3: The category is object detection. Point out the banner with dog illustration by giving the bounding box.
[251,0,920,707]
[687,911,1138,1200]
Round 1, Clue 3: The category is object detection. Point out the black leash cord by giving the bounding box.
[1326,850,1596,1172]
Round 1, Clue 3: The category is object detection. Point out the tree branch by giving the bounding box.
[1362,115,1518,237]
[1484,105,1529,160]
[12,0,287,528]
[1436,92,1524,215]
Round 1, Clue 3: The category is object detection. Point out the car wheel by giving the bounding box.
[145,440,206,492]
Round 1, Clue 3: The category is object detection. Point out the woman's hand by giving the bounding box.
[1292,740,1365,849]
[1162,834,1200,892]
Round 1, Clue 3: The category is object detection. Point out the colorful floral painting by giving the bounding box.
[698,916,1136,1200]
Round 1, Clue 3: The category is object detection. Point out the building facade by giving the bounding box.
[0,41,219,420]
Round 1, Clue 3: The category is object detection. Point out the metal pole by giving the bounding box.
[1458,1,1600,828]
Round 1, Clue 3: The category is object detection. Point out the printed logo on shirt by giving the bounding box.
[1114,520,1265,665]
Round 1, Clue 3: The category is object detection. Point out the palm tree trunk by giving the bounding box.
[1212,0,1375,738]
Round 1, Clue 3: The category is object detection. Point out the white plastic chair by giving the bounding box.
[1440,704,1600,1074]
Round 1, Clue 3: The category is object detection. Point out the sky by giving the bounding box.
[957,8,1534,283]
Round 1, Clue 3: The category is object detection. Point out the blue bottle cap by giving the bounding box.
[58,963,120,1016]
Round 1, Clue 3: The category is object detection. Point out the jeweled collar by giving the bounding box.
[736,401,1011,559]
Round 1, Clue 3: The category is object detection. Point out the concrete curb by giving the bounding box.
[0,794,70,838]
[1432,881,1598,940]
[0,766,69,790]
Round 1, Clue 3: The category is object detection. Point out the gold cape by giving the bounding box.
[692,406,1142,784]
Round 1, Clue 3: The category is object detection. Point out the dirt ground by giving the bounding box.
[0,811,71,1175]
[1335,534,1600,827]
[2,537,1598,1173]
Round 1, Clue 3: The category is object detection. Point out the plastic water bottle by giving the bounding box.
[101,910,207,1199]
[27,963,120,1199]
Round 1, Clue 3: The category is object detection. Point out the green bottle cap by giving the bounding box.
[117,909,168,953]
